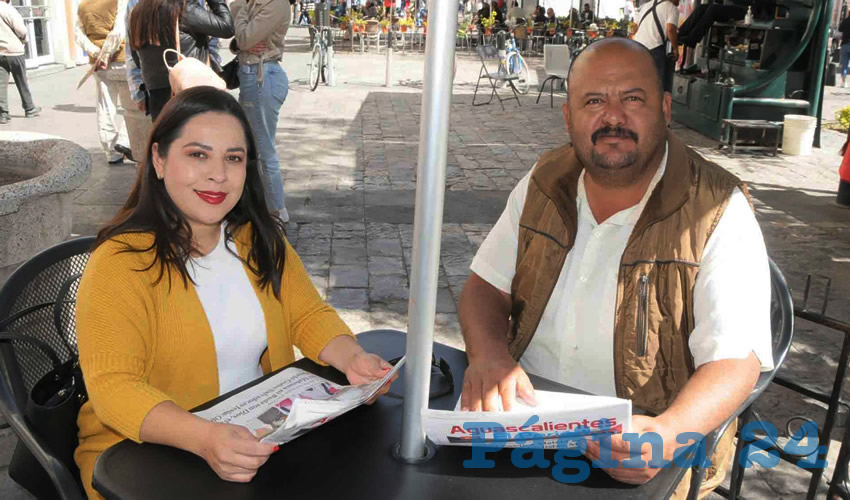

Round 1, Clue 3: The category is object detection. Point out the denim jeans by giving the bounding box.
[239,60,289,211]
[841,44,850,78]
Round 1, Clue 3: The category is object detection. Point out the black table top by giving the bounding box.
[93,330,687,500]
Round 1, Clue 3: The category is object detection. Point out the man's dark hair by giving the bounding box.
[95,86,288,299]
[566,38,663,101]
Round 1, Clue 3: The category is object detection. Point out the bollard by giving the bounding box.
[326,28,336,86]
[839,153,850,208]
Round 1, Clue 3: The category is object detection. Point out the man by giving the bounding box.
[634,0,679,92]
[677,0,775,49]
[459,38,772,498]
[76,0,133,164]
[580,2,594,25]
[840,12,850,88]
[0,0,40,124]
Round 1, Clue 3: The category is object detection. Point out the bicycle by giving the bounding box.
[308,25,333,91]
[495,33,530,95]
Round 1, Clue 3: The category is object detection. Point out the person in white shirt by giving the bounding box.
[458,38,771,497]
[633,0,679,91]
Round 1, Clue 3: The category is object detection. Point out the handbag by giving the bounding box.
[163,18,226,94]
[219,58,240,90]
[2,331,88,499]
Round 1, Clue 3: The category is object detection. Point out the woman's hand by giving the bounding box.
[198,423,278,482]
[319,335,398,403]
[345,351,396,404]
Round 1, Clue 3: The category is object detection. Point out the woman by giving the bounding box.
[546,7,557,24]
[128,0,234,121]
[533,5,547,24]
[229,0,291,221]
[74,87,394,499]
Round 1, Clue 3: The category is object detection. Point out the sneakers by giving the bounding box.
[24,106,41,118]
[114,144,136,163]
[0,113,9,125]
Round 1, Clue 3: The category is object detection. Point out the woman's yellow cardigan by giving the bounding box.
[73,227,352,499]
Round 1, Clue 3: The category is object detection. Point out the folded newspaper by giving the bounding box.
[423,391,631,449]
[194,357,405,445]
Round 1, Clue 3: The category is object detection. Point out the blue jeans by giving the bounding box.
[239,61,289,211]
[841,44,850,78]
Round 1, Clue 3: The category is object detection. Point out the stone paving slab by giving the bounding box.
[2,27,849,499]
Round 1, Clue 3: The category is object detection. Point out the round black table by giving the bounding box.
[93,330,688,499]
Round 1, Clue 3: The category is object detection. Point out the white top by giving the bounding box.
[188,226,268,395]
[471,144,774,396]
[633,0,679,50]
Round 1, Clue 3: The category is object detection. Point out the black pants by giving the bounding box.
[148,87,173,122]
[0,54,35,114]
[650,45,673,92]
[678,4,746,47]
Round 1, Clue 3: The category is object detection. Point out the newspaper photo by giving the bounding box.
[194,357,405,445]
[423,391,631,449]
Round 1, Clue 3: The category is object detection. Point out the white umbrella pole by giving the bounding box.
[398,0,458,461]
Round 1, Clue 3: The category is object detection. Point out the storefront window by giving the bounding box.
[10,0,53,66]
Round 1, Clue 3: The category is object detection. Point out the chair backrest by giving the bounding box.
[476,44,500,61]
[0,237,95,410]
[543,44,572,75]
[764,258,794,385]
[680,259,794,500]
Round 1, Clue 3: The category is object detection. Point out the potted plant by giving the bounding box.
[481,11,496,35]
[380,18,389,33]
[401,17,414,32]
[339,14,350,30]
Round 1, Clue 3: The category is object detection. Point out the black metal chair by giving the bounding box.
[681,258,795,499]
[0,237,96,500]
[472,45,521,111]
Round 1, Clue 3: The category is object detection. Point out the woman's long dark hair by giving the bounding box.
[95,86,287,298]
[129,0,185,50]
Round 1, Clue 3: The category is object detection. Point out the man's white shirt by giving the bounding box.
[633,0,679,50]
[470,144,774,397]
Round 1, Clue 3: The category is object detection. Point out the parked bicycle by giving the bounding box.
[308,25,333,91]
[495,33,530,95]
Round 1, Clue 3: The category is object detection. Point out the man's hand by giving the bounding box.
[584,415,678,485]
[198,422,277,482]
[461,353,536,411]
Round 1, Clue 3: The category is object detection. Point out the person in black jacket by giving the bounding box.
[129,0,234,121]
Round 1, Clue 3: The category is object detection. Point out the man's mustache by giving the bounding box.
[591,126,639,145]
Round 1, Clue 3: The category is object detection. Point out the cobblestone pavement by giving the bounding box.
[2,28,850,499]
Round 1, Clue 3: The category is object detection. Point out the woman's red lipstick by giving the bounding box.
[195,190,226,205]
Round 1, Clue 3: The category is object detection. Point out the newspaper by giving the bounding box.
[423,391,631,449]
[194,357,405,445]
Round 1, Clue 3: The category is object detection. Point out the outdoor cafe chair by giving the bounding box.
[682,258,794,499]
[537,44,571,108]
[364,20,381,53]
[472,45,521,110]
[0,236,96,500]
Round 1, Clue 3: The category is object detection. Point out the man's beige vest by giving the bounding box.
[509,131,749,496]
[78,0,125,64]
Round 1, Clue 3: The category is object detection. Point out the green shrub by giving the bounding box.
[836,106,850,130]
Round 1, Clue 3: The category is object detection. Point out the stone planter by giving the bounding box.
[0,132,91,284]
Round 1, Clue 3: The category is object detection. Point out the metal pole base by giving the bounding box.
[392,440,437,464]
[386,46,394,87]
